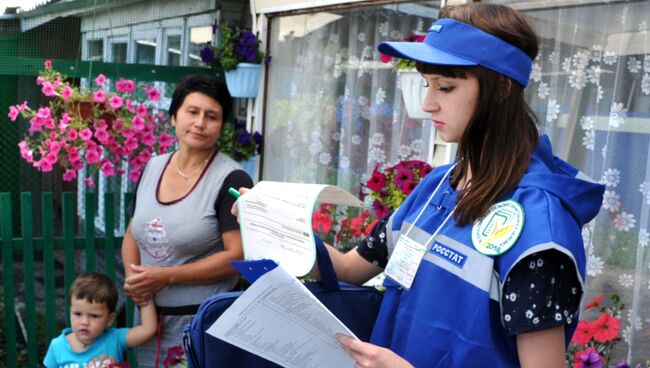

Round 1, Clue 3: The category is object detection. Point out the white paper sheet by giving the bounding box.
[206,266,356,368]
[238,181,364,276]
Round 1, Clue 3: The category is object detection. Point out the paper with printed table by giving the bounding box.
[236,180,364,276]
[206,264,356,368]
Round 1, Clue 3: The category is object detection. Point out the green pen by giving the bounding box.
[228,187,241,198]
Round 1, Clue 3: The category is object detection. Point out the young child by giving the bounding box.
[44,272,157,368]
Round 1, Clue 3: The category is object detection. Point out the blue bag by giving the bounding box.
[182,236,384,368]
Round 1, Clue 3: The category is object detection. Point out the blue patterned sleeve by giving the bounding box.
[501,250,581,335]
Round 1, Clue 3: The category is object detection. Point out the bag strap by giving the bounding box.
[314,234,340,292]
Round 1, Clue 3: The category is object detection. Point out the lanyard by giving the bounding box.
[384,164,457,289]
[403,164,456,245]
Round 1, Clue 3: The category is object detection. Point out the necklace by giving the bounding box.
[174,152,211,180]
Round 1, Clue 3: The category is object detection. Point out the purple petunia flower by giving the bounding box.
[236,131,251,145]
[582,350,603,368]
[200,45,215,64]
[252,131,262,145]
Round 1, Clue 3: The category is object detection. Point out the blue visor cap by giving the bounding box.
[378,18,532,87]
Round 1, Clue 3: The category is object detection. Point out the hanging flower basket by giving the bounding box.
[237,155,258,180]
[224,63,262,98]
[398,70,430,120]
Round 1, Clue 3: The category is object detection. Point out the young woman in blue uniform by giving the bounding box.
[320,3,606,368]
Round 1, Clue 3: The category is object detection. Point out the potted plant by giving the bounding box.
[217,118,262,178]
[200,23,270,98]
[362,160,433,219]
[7,60,176,186]
[380,34,429,120]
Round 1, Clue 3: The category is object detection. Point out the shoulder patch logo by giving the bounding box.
[471,200,524,256]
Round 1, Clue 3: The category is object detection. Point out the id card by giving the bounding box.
[384,234,428,289]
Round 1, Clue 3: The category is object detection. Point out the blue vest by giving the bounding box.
[371,137,604,367]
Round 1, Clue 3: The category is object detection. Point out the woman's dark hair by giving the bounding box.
[169,74,232,121]
[416,3,540,226]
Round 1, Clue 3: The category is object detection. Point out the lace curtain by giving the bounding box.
[507,0,650,361]
[262,2,439,193]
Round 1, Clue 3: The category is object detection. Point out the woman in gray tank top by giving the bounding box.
[121,75,253,367]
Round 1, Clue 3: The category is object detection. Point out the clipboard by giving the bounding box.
[231,259,279,283]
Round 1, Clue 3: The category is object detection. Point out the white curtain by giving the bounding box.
[502,0,650,361]
[262,2,439,194]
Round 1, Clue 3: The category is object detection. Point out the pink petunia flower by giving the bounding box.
[59,113,71,130]
[85,147,100,165]
[116,78,136,93]
[37,159,53,172]
[67,129,79,141]
[131,115,146,131]
[95,73,106,86]
[8,106,19,121]
[128,169,141,182]
[61,86,73,100]
[100,159,115,176]
[41,82,57,97]
[137,105,148,117]
[109,95,123,110]
[79,128,93,141]
[93,89,106,103]
[44,60,52,69]
[62,170,77,181]
[146,87,160,101]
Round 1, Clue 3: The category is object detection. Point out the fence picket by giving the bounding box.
[20,193,38,366]
[85,192,97,272]
[104,193,116,282]
[62,192,75,326]
[1,193,17,367]
[42,192,57,345]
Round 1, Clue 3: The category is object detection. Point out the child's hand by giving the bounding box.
[136,297,152,307]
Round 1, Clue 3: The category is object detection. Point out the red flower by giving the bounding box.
[364,218,379,236]
[571,320,594,346]
[373,199,389,220]
[312,209,333,233]
[366,170,387,192]
[380,53,393,64]
[392,167,414,188]
[585,295,603,310]
[398,180,418,195]
[349,216,365,237]
[591,312,620,343]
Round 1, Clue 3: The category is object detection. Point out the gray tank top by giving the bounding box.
[131,151,240,307]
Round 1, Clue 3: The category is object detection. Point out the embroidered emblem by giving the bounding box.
[142,217,174,260]
[471,200,524,256]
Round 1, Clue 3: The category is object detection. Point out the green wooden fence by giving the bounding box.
[0,191,135,367]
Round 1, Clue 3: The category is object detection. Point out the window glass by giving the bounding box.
[135,38,157,65]
[167,35,182,66]
[263,2,439,193]
[111,42,127,63]
[189,26,212,66]
[88,39,103,61]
